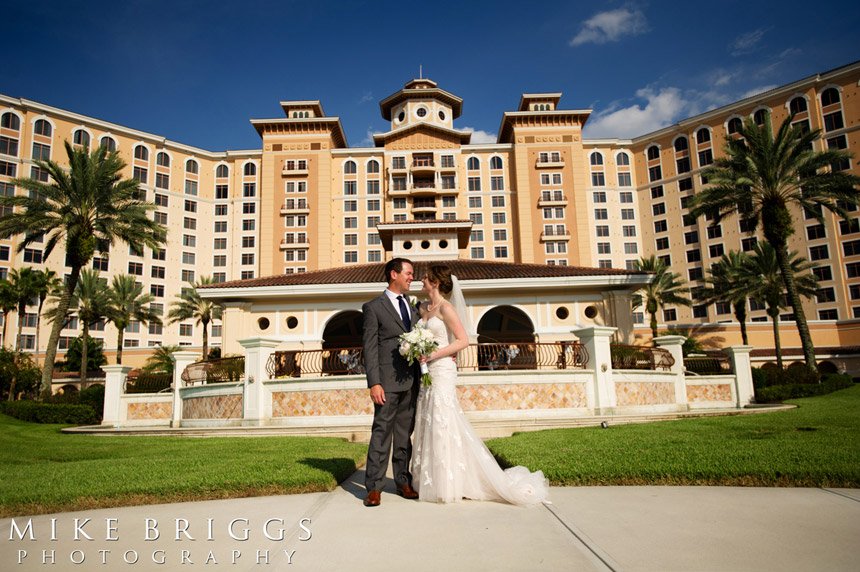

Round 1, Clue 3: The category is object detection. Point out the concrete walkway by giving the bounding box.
[2,471,858,571]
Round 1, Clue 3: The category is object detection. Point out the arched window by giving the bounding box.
[367,159,379,174]
[589,152,603,166]
[1,112,20,130]
[243,162,256,177]
[186,159,199,174]
[99,136,117,152]
[646,146,660,161]
[821,88,840,107]
[616,152,630,166]
[789,97,808,115]
[753,109,769,126]
[467,157,479,170]
[696,128,711,145]
[34,119,51,137]
[156,152,170,168]
[73,129,90,148]
[727,117,742,135]
[134,145,149,161]
[344,160,356,174]
[490,156,503,170]
[216,165,229,178]
[673,137,688,152]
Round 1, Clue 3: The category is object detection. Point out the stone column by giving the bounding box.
[170,350,200,428]
[653,335,688,409]
[239,337,281,426]
[101,365,132,427]
[724,345,754,407]
[573,326,618,415]
[605,291,636,344]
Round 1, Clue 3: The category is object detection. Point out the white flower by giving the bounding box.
[408,295,418,307]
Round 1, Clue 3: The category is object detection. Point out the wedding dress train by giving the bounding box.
[411,316,550,506]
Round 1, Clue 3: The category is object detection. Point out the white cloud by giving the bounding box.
[741,85,778,99]
[584,87,688,139]
[730,28,768,56]
[358,91,374,105]
[462,127,496,144]
[569,7,649,46]
[357,127,377,147]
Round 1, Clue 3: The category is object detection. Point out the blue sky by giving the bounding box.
[3,0,859,150]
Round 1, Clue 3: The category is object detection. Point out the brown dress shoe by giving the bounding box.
[364,490,381,507]
[396,484,419,499]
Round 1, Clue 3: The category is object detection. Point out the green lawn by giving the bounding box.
[0,419,366,517]
[487,384,860,487]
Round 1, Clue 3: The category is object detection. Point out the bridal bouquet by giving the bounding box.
[398,323,438,386]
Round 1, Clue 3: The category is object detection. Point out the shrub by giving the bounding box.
[755,373,853,403]
[79,384,105,420]
[0,348,41,400]
[752,366,821,389]
[0,401,99,425]
[63,335,107,373]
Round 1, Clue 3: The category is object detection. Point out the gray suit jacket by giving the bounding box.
[362,293,419,392]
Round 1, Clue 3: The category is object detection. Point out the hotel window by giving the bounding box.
[593,191,606,203]
[367,250,382,263]
[367,159,380,173]
[134,145,148,161]
[680,195,692,209]
[32,142,50,161]
[490,176,504,191]
[697,149,713,167]
[684,230,699,244]
[678,177,693,192]
[367,180,380,194]
[663,308,677,322]
[624,243,638,254]
[368,233,381,245]
[591,172,605,186]
[688,267,703,281]
[471,247,484,259]
[707,224,722,239]
[367,216,381,228]
[469,213,483,224]
[687,249,701,263]
[827,135,850,171]
[616,152,630,166]
[652,203,666,216]
[490,156,503,170]
[809,245,829,261]
[620,192,633,204]
[133,167,148,184]
[182,234,196,248]
[646,146,660,161]
[594,209,608,220]
[243,219,256,231]
[816,287,836,304]
[156,152,170,167]
[676,157,691,174]
[128,262,143,275]
[242,236,255,248]
[214,238,227,250]
[243,203,256,214]
[789,96,808,115]
[812,266,832,282]
[443,196,456,208]
[492,212,506,224]
[153,248,166,260]
[468,177,481,191]
[441,175,455,189]
[621,208,635,220]
[344,251,358,263]
[1,112,20,130]
[344,200,357,212]
[393,198,407,209]
[344,234,358,246]
[598,260,612,269]
[151,266,165,279]
[741,237,758,251]
[696,128,711,145]
[241,253,255,265]
[215,204,227,216]
[617,172,632,187]
[821,87,840,106]
[367,199,380,211]
[727,117,742,134]
[840,218,860,235]
[180,324,193,337]
[494,246,508,258]
[241,271,254,280]
[470,229,484,241]
[654,220,668,233]
[597,242,611,254]
[819,309,838,320]
[709,244,725,258]
[393,214,407,221]
[490,195,505,208]
[155,173,169,189]
[92,256,108,271]
[655,237,669,250]
[441,155,454,168]
[540,173,550,185]
[215,185,228,199]
[184,200,197,213]
[650,186,663,199]
[74,130,91,148]
[214,221,227,232]
[596,225,609,237]
[344,181,357,195]
[34,119,52,137]
[150,284,164,298]
[185,159,199,175]
[648,166,662,182]
[243,183,256,197]
[683,213,697,226]
[216,165,229,178]
[183,217,196,230]
[590,152,603,166]
[847,262,860,278]
[0,135,18,156]
[753,109,769,126]
[467,157,479,170]
[392,176,407,191]
[344,217,358,228]
[243,162,256,177]
[391,156,406,169]
[674,137,688,152]
[622,225,636,237]
[806,224,826,240]
[493,229,507,241]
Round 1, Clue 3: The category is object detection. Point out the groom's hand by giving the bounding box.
[370,384,386,405]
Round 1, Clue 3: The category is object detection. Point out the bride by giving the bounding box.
[411,264,550,506]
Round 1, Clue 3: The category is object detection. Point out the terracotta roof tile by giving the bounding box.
[201,259,647,290]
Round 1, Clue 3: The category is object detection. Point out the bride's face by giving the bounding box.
[420,276,437,295]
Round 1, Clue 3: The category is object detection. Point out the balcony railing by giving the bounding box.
[684,354,733,375]
[610,345,675,371]
[266,341,589,378]
[181,357,245,386]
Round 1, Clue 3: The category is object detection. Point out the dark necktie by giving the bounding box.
[397,295,411,330]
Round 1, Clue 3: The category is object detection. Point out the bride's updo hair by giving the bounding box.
[426,265,454,296]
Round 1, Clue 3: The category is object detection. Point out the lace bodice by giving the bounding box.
[421,315,452,346]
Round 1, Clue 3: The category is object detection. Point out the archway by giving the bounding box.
[818,360,839,374]
[322,310,364,349]
[476,306,535,370]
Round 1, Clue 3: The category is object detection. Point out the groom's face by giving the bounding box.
[389,262,414,295]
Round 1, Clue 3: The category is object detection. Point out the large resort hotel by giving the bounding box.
[1,60,859,375]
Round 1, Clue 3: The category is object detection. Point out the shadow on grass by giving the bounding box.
[299,457,358,485]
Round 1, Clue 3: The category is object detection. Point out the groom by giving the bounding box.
[361,257,421,507]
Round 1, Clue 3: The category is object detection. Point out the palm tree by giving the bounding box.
[106,274,162,364]
[632,255,692,342]
[690,114,860,372]
[745,243,818,369]
[694,250,754,345]
[31,269,64,367]
[0,142,166,396]
[7,267,41,352]
[143,344,180,375]
[167,277,223,361]
[0,280,18,349]
[44,269,110,384]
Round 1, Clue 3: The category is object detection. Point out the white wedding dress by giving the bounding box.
[411,316,550,506]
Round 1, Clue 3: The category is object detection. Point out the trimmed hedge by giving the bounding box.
[755,374,854,403]
[0,401,99,425]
